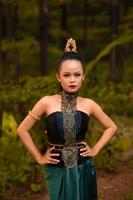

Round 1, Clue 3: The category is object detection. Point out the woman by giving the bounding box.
[17,38,118,200]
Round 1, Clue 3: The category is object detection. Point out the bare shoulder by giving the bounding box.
[35,94,57,109]
[35,95,49,108]
[30,95,56,118]
[39,95,53,105]
[41,94,59,104]
[78,96,95,104]
[84,97,102,108]
[17,95,57,131]
[78,96,103,115]
[81,96,118,129]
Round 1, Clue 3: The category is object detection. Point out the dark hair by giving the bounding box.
[57,52,84,73]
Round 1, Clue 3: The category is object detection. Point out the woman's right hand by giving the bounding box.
[38,147,60,165]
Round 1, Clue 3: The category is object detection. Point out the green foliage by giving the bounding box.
[0,76,59,107]
[83,82,133,116]
[30,183,42,192]
[88,115,133,172]
[85,29,133,75]
[125,192,133,200]
[2,111,17,138]
[95,134,124,172]
[2,38,38,52]
[0,111,44,197]
[0,135,29,192]
[0,132,44,198]
[90,133,128,172]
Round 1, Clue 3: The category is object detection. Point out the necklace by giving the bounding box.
[59,90,79,168]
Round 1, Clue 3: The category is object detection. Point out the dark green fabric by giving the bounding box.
[44,157,97,200]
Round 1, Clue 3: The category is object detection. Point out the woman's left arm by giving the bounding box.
[80,100,118,157]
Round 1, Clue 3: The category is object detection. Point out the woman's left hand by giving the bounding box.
[80,141,98,157]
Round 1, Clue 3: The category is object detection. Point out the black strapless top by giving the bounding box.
[44,110,89,144]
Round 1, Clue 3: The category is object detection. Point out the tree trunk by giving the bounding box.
[6,4,13,38]
[82,0,89,62]
[11,4,21,83]
[123,0,132,15]
[0,0,3,81]
[109,0,119,82]
[60,1,69,49]
[0,0,3,137]
[10,4,23,115]
[38,0,49,75]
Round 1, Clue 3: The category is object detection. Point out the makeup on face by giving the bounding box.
[56,60,84,92]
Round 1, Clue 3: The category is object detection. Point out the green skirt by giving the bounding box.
[44,157,97,200]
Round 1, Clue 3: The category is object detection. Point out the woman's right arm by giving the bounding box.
[16,96,60,165]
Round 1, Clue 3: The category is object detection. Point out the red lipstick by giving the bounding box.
[69,85,76,89]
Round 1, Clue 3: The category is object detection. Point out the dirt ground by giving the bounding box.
[97,162,133,200]
[23,162,133,200]
[1,161,133,200]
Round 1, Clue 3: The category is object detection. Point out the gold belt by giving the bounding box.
[47,141,89,168]
[48,141,86,150]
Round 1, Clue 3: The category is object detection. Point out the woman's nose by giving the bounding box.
[70,76,75,82]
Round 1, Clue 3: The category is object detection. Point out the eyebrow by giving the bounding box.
[63,71,82,73]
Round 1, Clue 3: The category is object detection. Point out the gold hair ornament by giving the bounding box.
[64,38,77,53]
[28,110,40,120]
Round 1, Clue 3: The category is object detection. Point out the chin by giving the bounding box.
[67,88,79,93]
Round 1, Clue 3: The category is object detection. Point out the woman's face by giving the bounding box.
[56,60,85,93]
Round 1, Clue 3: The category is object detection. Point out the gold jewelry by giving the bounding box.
[59,90,79,168]
[28,110,40,120]
[64,38,77,53]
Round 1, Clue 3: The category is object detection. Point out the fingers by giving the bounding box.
[81,141,87,146]
[48,146,55,152]
[51,153,60,157]
[80,150,92,157]
[45,147,60,164]
[47,157,60,164]
[80,142,91,152]
[80,142,92,157]
[47,147,60,157]
[80,146,88,152]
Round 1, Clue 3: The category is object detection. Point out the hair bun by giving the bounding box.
[64,38,77,53]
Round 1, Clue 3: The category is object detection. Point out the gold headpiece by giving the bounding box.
[64,38,77,53]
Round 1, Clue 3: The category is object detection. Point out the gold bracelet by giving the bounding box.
[28,110,40,120]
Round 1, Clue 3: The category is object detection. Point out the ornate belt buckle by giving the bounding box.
[61,144,78,168]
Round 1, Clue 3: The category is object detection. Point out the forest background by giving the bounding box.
[0,0,133,200]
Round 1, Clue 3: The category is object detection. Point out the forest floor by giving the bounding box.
[97,160,133,200]
[5,159,132,200]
